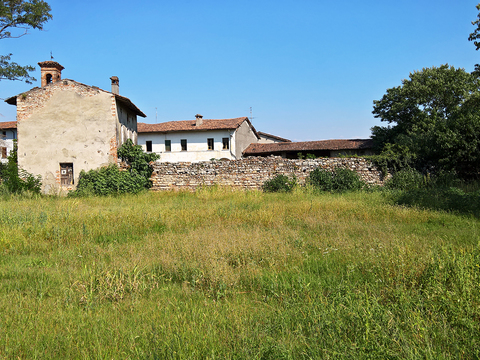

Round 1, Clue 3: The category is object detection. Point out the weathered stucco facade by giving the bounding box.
[5,61,145,194]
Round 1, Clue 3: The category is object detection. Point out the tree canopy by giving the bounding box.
[371,65,480,179]
[469,3,480,51]
[0,0,52,83]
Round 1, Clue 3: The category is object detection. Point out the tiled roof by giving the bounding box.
[257,131,291,142]
[4,79,146,118]
[243,139,373,155]
[0,121,17,130]
[138,117,257,134]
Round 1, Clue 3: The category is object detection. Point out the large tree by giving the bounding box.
[0,0,52,83]
[469,3,480,51]
[371,65,480,178]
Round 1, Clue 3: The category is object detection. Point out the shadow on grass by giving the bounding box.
[392,187,480,217]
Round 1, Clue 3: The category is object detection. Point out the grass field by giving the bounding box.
[0,188,479,359]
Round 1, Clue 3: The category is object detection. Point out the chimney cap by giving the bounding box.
[195,114,203,119]
[110,76,119,82]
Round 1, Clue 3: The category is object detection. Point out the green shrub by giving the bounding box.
[262,174,297,193]
[368,143,416,175]
[384,168,426,191]
[0,142,41,195]
[117,139,160,182]
[333,168,365,191]
[71,164,148,196]
[70,139,159,197]
[308,168,334,191]
[308,167,365,192]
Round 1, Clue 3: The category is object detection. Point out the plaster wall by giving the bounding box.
[257,134,288,144]
[16,84,117,194]
[138,130,235,162]
[233,121,259,158]
[116,104,138,145]
[258,137,278,144]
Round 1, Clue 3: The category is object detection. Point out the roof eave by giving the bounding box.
[113,94,146,118]
[5,96,17,105]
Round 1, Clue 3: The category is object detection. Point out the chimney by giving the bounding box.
[195,114,203,126]
[38,61,64,87]
[110,76,119,94]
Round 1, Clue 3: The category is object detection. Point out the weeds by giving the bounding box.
[0,190,478,358]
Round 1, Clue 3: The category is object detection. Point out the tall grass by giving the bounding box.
[0,188,478,358]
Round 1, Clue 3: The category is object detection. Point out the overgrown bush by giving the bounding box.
[70,139,159,197]
[308,168,335,191]
[117,139,160,181]
[262,174,297,193]
[308,167,365,192]
[71,164,148,196]
[368,143,416,175]
[384,168,427,191]
[0,142,41,195]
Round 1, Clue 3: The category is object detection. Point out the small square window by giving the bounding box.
[207,138,214,150]
[181,139,187,151]
[146,140,152,152]
[222,137,229,150]
[165,140,171,152]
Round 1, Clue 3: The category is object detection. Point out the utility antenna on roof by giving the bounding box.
[50,51,54,60]
[249,107,255,122]
[155,107,158,123]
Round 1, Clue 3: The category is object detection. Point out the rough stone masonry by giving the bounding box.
[150,156,385,191]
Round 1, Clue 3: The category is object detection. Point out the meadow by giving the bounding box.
[0,188,478,359]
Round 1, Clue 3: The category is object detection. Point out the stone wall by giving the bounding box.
[150,156,384,191]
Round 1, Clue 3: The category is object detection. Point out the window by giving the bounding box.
[146,140,152,152]
[60,163,74,186]
[165,140,171,152]
[181,139,187,151]
[222,137,229,150]
[46,73,52,84]
[1,147,6,159]
[207,138,214,150]
[1,131,6,139]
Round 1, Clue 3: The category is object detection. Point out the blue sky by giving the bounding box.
[1,0,479,141]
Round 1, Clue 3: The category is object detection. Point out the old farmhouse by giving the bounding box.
[138,115,259,162]
[4,61,145,193]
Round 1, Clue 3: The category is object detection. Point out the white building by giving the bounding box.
[0,121,17,164]
[138,115,259,162]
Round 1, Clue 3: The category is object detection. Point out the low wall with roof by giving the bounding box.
[150,156,384,191]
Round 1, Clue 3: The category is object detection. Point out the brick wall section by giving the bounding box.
[109,136,118,163]
[150,156,385,191]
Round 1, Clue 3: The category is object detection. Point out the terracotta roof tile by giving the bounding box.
[138,117,256,134]
[0,121,17,130]
[243,139,373,155]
